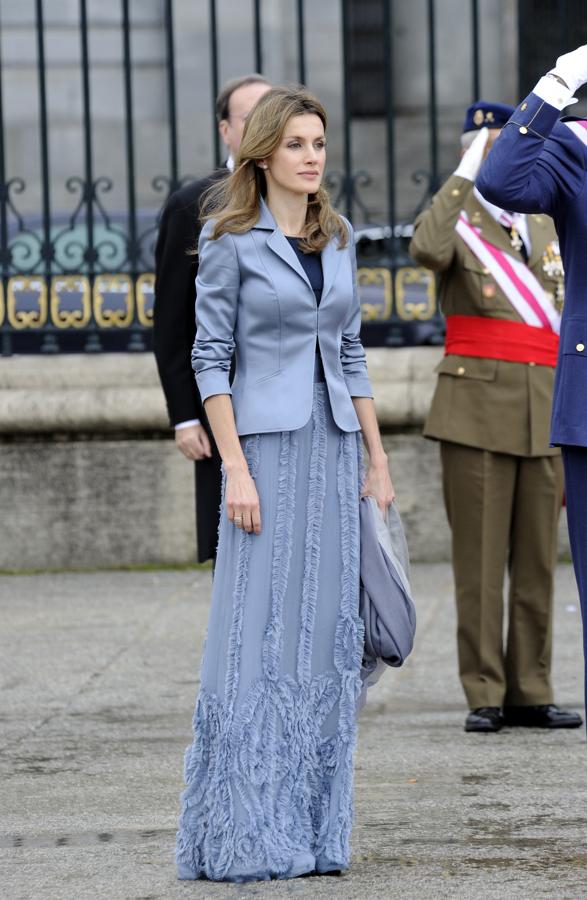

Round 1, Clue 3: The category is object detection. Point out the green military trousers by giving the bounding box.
[440,441,564,710]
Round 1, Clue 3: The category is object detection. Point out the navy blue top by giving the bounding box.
[285,236,323,307]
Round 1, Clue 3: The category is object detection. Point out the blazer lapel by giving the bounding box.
[254,198,344,299]
[254,199,312,291]
[320,235,344,305]
[266,229,313,291]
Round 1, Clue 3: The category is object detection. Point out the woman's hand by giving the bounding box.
[225,464,262,534]
[361,454,396,518]
[202,395,261,534]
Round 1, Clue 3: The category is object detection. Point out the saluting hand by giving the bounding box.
[551,44,587,93]
[454,127,490,182]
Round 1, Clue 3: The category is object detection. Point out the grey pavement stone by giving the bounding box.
[0,565,585,900]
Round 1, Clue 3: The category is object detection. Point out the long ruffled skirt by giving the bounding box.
[176,383,364,882]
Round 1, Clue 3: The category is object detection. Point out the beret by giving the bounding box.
[462,100,515,133]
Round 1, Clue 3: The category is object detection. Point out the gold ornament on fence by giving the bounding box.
[357,267,393,321]
[50,276,91,328]
[136,273,155,326]
[93,274,134,327]
[7,276,48,329]
[395,267,436,320]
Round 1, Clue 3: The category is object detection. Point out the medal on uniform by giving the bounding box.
[509,225,523,252]
[499,211,524,253]
[542,241,565,310]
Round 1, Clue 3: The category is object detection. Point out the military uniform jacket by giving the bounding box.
[409,175,561,457]
[477,93,587,449]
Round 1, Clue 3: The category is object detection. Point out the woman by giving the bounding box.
[176,86,395,882]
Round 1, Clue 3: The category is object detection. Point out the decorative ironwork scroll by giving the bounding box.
[357,267,392,321]
[50,276,91,329]
[395,266,436,321]
[7,276,48,329]
[93,274,134,328]
[136,273,155,326]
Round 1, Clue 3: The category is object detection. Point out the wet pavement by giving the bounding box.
[0,564,585,900]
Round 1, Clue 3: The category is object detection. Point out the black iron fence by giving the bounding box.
[0,0,585,354]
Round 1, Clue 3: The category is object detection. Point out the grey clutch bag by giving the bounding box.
[359,496,416,675]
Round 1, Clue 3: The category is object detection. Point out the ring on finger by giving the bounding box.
[233,515,243,527]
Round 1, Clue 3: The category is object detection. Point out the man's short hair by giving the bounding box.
[215,74,270,122]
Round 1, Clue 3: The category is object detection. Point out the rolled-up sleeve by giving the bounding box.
[191,221,239,402]
[340,221,373,398]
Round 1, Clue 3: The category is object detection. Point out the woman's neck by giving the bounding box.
[265,188,308,237]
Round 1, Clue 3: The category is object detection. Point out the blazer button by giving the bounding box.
[519,126,528,134]
[528,361,536,367]
[457,366,465,375]
[577,343,585,352]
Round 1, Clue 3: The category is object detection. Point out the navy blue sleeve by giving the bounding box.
[476,92,586,217]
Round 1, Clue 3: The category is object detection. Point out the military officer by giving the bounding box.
[477,46,587,731]
[410,101,582,733]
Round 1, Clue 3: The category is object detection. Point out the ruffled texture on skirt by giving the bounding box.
[176,385,363,882]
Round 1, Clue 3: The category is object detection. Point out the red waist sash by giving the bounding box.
[445,315,559,367]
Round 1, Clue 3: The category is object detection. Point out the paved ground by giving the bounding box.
[0,564,586,900]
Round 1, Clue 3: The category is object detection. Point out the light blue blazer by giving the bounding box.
[191,199,373,435]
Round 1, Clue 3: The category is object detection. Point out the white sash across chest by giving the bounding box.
[455,211,561,334]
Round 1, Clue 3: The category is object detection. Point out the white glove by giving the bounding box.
[453,127,489,182]
[550,44,587,93]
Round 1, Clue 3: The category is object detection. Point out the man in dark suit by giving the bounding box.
[154,74,271,563]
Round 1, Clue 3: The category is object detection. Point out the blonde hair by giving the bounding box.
[201,86,348,253]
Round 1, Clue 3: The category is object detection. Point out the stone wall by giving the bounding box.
[0,349,570,570]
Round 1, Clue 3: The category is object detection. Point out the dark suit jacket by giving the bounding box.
[154,170,226,428]
[154,169,227,562]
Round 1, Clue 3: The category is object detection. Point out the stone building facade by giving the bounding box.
[2,0,518,226]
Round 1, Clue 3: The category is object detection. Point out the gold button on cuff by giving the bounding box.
[457,366,466,375]
[519,126,528,135]
[577,343,585,352]
[451,188,460,197]
[521,102,528,110]
[528,361,536,367]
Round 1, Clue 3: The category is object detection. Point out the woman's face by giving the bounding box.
[263,113,326,196]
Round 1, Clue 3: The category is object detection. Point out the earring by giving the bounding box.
[260,163,268,169]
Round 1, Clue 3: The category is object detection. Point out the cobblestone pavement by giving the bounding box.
[0,565,585,900]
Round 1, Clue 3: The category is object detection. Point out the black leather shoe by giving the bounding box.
[465,707,504,733]
[503,704,583,729]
